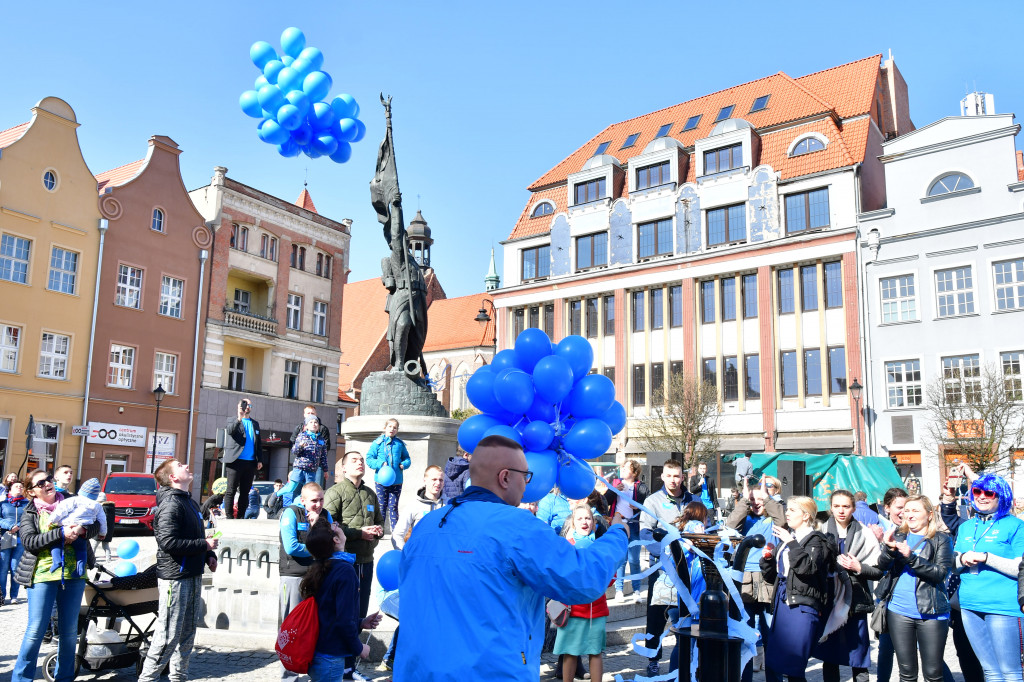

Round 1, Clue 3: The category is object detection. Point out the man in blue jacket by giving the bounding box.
[365,418,411,533]
[396,434,628,682]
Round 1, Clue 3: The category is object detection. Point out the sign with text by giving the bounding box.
[145,432,176,473]
[71,425,89,437]
[86,422,147,448]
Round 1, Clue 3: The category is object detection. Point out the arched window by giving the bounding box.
[151,208,165,232]
[532,202,554,218]
[791,137,826,156]
[928,172,974,197]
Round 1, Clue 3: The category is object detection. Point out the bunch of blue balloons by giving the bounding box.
[240,28,365,163]
[457,329,627,503]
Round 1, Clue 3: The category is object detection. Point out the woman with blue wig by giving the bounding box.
[952,469,1024,682]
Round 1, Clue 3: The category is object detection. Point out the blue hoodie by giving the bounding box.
[953,513,1024,616]
[366,434,412,485]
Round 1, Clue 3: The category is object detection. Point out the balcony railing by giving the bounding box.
[223,307,278,335]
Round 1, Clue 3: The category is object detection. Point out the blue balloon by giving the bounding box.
[250,41,277,69]
[254,75,270,90]
[526,394,558,424]
[533,355,574,404]
[290,57,314,78]
[483,424,523,445]
[277,104,303,131]
[258,119,289,145]
[281,55,294,67]
[376,464,397,487]
[117,539,139,560]
[278,138,301,157]
[568,373,616,419]
[601,401,627,435]
[329,141,352,164]
[493,369,534,415]
[257,85,286,114]
[522,450,558,503]
[331,94,358,121]
[335,117,359,142]
[307,102,335,131]
[284,89,310,117]
[112,560,138,578]
[556,336,595,383]
[302,71,332,102]
[458,413,502,452]
[263,59,285,84]
[562,418,613,461]
[466,367,503,414]
[291,123,313,146]
[377,549,402,590]
[558,455,596,499]
[515,328,553,372]
[303,143,322,159]
[276,66,303,93]
[239,90,263,118]
[491,349,519,373]
[312,134,338,156]
[298,46,324,71]
[352,119,366,142]
[280,27,306,59]
[521,421,555,452]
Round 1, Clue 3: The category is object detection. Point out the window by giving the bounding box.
[233,289,251,314]
[1003,351,1023,401]
[791,137,825,156]
[880,275,916,322]
[720,277,736,321]
[683,115,701,132]
[702,358,717,388]
[649,289,664,330]
[115,265,143,309]
[651,363,665,402]
[655,123,672,138]
[994,258,1024,311]
[311,365,326,403]
[621,133,640,149]
[704,143,743,174]
[568,300,582,336]
[603,366,615,384]
[942,354,981,404]
[230,224,248,251]
[723,356,739,401]
[603,295,615,335]
[2,325,21,372]
[742,273,758,318]
[260,234,278,260]
[521,245,550,280]
[886,360,922,407]
[707,204,746,246]
[532,202,554,218]
[47,247,77,294]
[824,261,843,308]
[287,294,303,331]
[543,304,554,339]
[313,301,328,336]
[107,344,135,388]
[750,95,770,112]
[936,266,975,317]
[715,105,735,122]
[151,208,164,233]
[0,234,31,284]
[326,254,334,278]
[632,291,644,332]
[700,281,715,324]
[781,351,798,398]
[34,422,59,465]
[513,309,525,338]
[316,253,325,277]
[669,285,682,327]
[828,347,847,394]
[632,365,646,406]
[928,173,974,197]
[576,232,608,270]
[574,178,606,204]
[637,218,673,258]
[43,170,57,191]
[804,349,822,396]
[528,306,540,329]
[38,332,69,379]
[585,298,599,338]
[636,162,670,190]
[744,354,760,399]
[801,265,818,311]
[228,356,245,391]
[284,360,300,399]
[290,244,306,270]
[785,188,830,233]
[159,276,184,318]
[671,360,683,375]
[593,141,610,156]
[778,268,794,314]
[153,352,177,394]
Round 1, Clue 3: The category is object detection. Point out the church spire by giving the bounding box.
[484,247,500,291]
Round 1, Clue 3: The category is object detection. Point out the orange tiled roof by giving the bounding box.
[509,185,568,242]
[296,188,318,214]
[338,277,390,392]
[95,159,146,194]
[422,293,495,353]
[0,122,29,149]
[795,55,882,120]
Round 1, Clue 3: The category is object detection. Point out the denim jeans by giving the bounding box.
[615,520,643,592]
[281,468,317,507]
[308,652,348,681]
[961,609,1024,682]
[1,541,26,599]
[13,578,88,682]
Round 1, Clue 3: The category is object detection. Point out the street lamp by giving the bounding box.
[150,384,165,473]
[850,378,863,455]
[475,299,497,349]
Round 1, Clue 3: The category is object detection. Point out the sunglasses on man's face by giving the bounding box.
[32,475,55,489]
[972,488,998,500]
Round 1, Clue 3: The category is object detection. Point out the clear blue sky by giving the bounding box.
[2,2,1020,300]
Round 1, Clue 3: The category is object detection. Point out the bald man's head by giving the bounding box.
[471,435,529,506]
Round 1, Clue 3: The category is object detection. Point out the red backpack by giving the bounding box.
[276,596,319,673]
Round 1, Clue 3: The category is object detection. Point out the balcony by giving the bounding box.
[223,307,278,335]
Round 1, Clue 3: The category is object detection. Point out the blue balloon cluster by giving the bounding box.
[240,28,365,163]
[458,330,627,503]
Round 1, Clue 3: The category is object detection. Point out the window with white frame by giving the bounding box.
[0,234,31,284]
[287,294,302,331]
[231,224,248,251]
[35,422,59,464]
[259,234,278,261]
[310,365,326,403]
[154,352,177,394]
[993,258,1024,311]
[115,265,143,309]
[886,359,922,407]
[1,325,21,373]
[47,247,78,294]
[159,276,184,318]
[1003,351,1023,401]
[228,356,245,391]
[233,289,251,314]
[928,173,974,197]
[284,359,300,399]
[313,301,328,336]
[151,208,165,233]
[942,354,981,404]
[935,266,974,317]
[38,332,69,379]
[107,344,135,388]
[880,274,917,323]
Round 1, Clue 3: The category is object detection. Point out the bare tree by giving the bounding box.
[633,372,722,470]
[925,363,1024,475]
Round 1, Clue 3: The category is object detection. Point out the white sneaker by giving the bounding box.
[614,590,625,602]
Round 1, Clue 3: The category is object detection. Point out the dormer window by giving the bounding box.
[531,202,554,218]
[621,133,640,149]
[791,136,826,156]
[704,143,743,175]
[750,95,770,112]
[593,141,611,156]
[655,123,672,138]
[636,161,670,191]
[576,232,608,270]
[928,172,974,197]
[521,245,550,281]
[683,115,701,132]
[715,105,735,122]
[574,178,606,205]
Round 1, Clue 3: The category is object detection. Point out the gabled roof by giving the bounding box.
[296,188,318,214]
[0,122,29,149]
[95,159,146,194]
[423,293,495,353]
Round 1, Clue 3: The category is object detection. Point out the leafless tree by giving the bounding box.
[633,371,722,470]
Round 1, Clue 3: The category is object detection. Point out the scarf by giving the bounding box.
[331,550,357,564]
[825,517,882,567]
[33,491,64,514]
[571,531,596,550]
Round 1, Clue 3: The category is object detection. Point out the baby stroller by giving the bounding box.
[41,561,160,682]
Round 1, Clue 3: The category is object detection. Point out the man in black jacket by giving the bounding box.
[688,461,718,513]
[138,460,218,682]
[223,398,264,518]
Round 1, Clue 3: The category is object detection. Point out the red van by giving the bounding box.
[102,472,157,532]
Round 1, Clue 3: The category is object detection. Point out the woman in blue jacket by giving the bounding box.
[365,418,411,532]
[953,472,1024,682]
[1,480,29,603]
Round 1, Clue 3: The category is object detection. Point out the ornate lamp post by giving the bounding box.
[150,384,166,473]
[850,378,863,455]
[475,299,497,349]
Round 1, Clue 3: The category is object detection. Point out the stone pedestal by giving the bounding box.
[200,519,281,633]
[358,369,448,418]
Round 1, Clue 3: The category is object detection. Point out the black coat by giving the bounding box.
[153,486,214,580]
[223,416,265,466]
[760,530,836,612]
[603,480,650,519]
[15,499,102,586]
[822,517,884,615]
[688,474,718,510]
[876,531,952,617]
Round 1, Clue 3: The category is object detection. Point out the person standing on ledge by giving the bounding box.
[365,419,411,534]
[223,399,264,519]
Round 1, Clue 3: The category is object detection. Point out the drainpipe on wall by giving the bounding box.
[76,218,109,484]
[185,248,209,473]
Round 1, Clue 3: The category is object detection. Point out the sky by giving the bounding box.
[2,2,1021,301]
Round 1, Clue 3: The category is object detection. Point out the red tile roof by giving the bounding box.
[338,277,390,392]
[0,122,29,149]
[794,55,882,120]
[296,189,318,214]
[95,159,146,194]
[422,293,495,353]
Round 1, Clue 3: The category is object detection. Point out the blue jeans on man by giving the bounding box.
[13,578,88,682]
[281,468,318,507]
[615,519,643,593]
[1,542,26,600]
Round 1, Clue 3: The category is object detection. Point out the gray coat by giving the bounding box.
[640,487,693,558]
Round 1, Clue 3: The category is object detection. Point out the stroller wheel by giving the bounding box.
[42,650,82,682]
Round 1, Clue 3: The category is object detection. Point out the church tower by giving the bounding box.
[484,247,500,291]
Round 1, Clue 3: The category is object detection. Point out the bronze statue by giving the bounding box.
[371,95,428,379]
